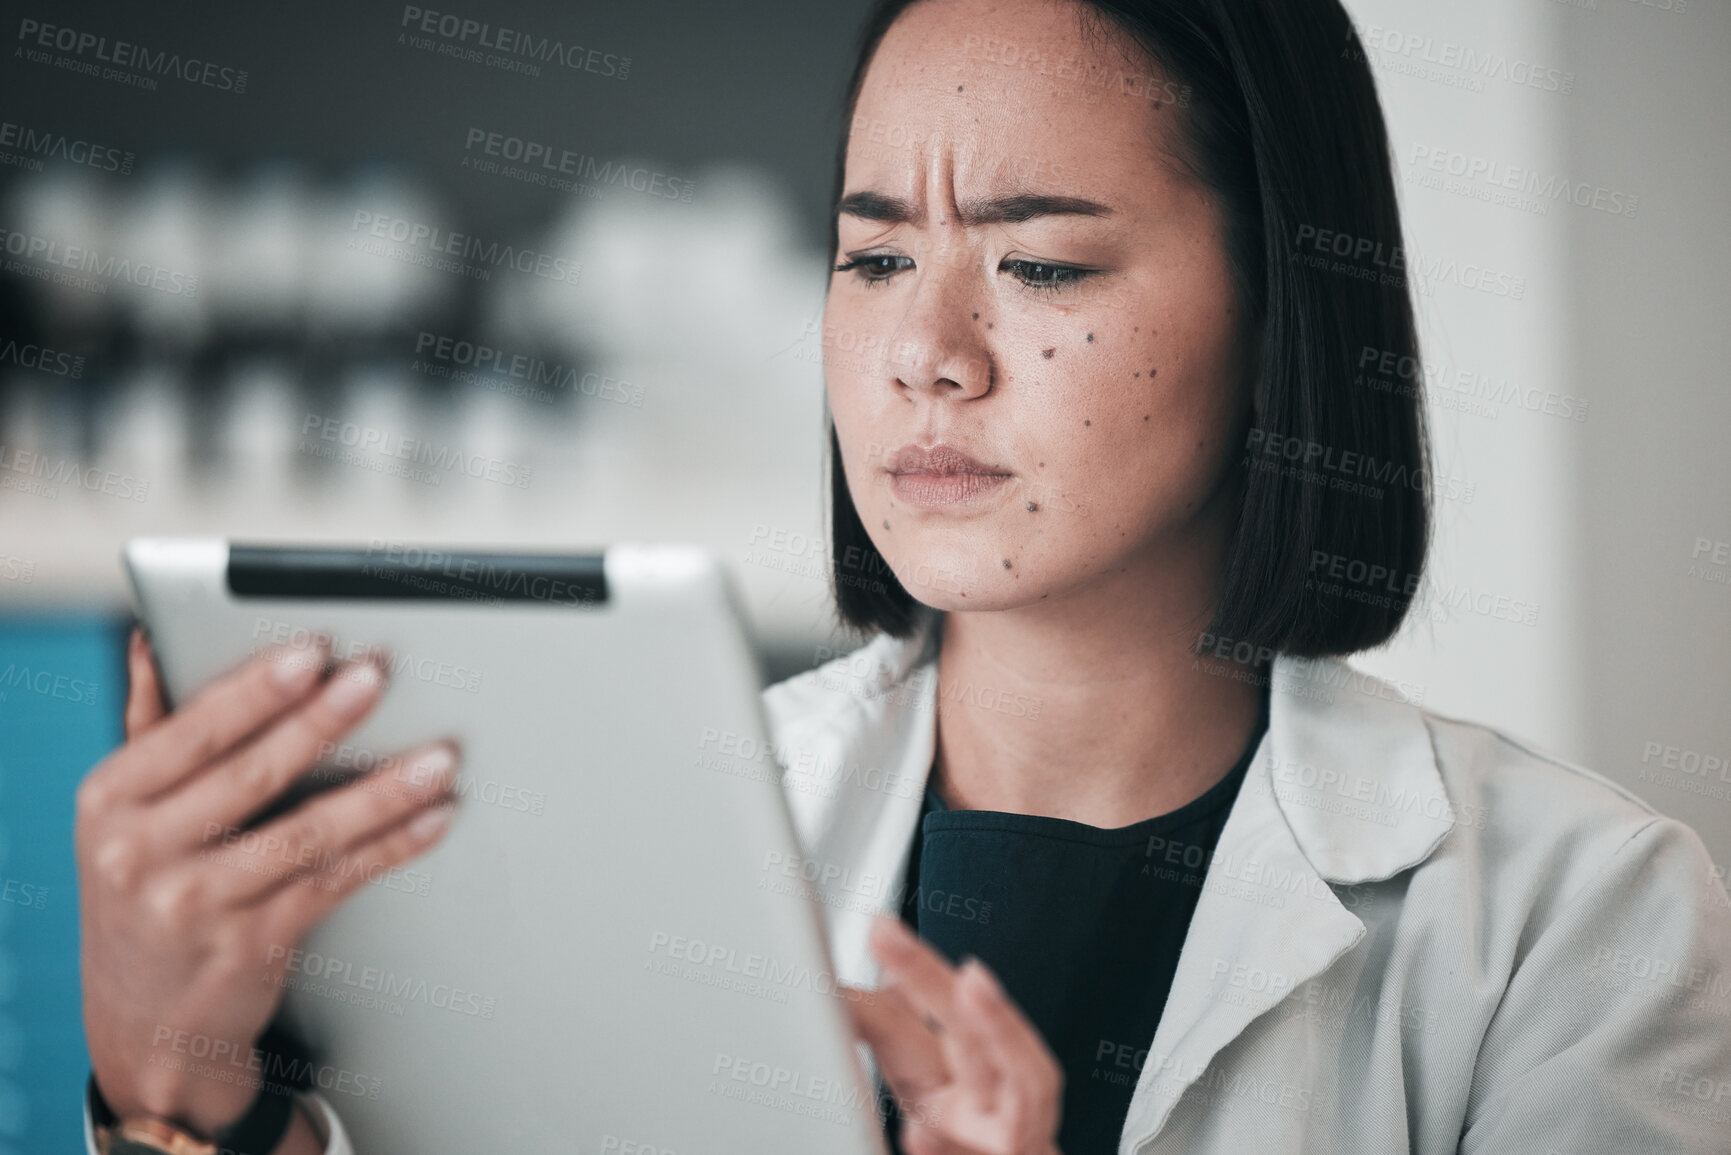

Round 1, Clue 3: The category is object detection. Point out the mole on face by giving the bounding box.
[1042,348,1055,359]
[986,322,994,330]
[1085,333,1094,342]
[1001,558,1012,569]
[1084,419,1091,426]
[1150,368,1158,377]
[972,313,979,320]
[882,518,891,530]
[1025,501,1039,512]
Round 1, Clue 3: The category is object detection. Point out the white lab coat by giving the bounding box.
[87,616,1731,1154]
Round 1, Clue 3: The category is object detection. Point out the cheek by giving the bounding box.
[1002,313,1242,524]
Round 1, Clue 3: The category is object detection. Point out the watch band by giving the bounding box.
[91,1023,313,1155]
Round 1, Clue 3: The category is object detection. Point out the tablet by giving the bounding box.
[123,537,889,1155]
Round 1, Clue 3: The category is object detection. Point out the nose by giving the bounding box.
[885,247,993,401]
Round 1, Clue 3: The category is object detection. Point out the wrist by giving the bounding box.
[91,1071,301,1155]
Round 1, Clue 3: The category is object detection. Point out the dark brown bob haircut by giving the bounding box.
[825,0,1430,658]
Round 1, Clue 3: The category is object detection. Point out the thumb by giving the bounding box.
[124,627,167,739]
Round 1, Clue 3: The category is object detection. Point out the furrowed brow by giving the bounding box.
[957,193,1113,225]
[836,191,1112,227]
[837,191,921,224]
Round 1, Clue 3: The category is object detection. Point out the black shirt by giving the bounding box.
[880,706,1268,1155]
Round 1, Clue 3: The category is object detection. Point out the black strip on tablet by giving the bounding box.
[227,544,608,605]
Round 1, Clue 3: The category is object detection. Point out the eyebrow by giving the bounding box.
[836,191,1113,227]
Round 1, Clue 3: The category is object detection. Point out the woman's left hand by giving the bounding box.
[844,914,1064,1155]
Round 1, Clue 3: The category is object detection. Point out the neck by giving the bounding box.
[930,540,1263,828]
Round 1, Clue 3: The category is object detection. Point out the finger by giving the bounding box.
[847,980,949,1101]
[261,797,457,941]
[956,958,1061,1134]
[870,917,1002,1105]
[93,639,331,806]
[202,741,458,905]
[124,627,167,739]
[957,958,1060,1093]
[900,1121,970,1155]
[166,659,390,846]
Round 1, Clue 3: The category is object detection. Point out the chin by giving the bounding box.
[875,531,1057,612]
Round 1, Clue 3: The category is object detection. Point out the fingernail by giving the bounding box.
[325,660,385,707]
[411,742,459,790]
[408,803,454,841]
[963,958,1002,998]
[268,644,325,688]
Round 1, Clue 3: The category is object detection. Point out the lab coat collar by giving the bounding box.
[775,614,1454,1146]
[801,613,1454,891]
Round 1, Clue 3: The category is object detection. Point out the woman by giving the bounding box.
[77,0,1731,1153]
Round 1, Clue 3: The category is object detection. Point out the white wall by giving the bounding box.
[1342,0,1731,871]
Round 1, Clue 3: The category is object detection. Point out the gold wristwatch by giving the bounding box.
[98,1116,220,1155]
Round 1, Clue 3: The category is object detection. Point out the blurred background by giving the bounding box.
[1,0,1727,1148]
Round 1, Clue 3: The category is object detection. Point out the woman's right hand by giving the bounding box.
[77,629,460,1138]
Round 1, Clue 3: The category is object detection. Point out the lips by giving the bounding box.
[889,443,1010,477]
[886,443,1013,509]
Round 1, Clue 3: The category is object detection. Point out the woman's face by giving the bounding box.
[825,0,1254,614]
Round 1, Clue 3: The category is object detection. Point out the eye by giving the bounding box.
[1002,258,1093,291]
[834,253,914,286]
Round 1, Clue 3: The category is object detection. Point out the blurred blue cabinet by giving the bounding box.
[0,614,123,1154]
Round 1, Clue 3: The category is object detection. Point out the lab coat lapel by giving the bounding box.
[1118,655,1454,1149]
[768,632,1455,1151]
[1116,732,1366,1148]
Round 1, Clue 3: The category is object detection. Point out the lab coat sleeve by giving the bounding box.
[82,1090,355,1155]
[1460,816,1731,1154]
